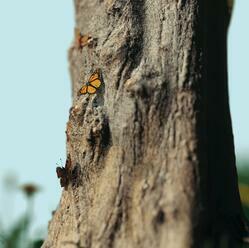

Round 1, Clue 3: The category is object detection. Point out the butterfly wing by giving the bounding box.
[89,69,102,89]
[87,85,97,94]
[56,167,64,178]
[56,167,68,188]
[89,71,99,82]
[90,79,101,88]
[79,85,88,95]
[60,177,68,188]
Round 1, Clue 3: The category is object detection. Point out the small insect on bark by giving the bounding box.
[75,28,95,51]
[78,69,103,95]
[56,154,72,189]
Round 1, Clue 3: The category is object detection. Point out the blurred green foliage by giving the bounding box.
[0,181,43,248]
[238,159,249,184]
[0,215,43,248]
[238,159,249,219]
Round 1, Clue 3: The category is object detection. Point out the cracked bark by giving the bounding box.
[42,0,249,247]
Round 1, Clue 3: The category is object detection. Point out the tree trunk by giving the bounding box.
[43,0,248,247]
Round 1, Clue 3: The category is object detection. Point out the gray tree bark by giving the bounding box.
[43,0,248,247]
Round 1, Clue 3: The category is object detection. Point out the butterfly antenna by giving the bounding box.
[56,158,63,167]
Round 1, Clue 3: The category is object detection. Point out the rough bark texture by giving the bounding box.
[43,0,248,247]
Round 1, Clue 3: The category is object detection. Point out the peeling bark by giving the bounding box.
[42,0,248,247]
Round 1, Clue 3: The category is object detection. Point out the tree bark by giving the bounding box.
[43,0,248,247]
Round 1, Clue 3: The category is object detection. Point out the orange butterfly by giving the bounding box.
[75,28,93,51]
[79,69,103,95]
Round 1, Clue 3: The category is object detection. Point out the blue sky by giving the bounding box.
[228,0,249,157]
[0,0,74,238]
[0,0,248,240]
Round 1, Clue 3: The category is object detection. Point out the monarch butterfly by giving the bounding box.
[75,28,94,51]
[78,69,103,95]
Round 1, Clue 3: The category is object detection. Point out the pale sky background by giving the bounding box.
[0,0,248,240]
